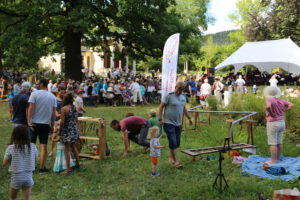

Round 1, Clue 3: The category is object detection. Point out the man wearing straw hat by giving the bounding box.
[264,86,293,164]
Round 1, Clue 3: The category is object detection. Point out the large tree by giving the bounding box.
[0,0,209,81]
[230,0,300,44]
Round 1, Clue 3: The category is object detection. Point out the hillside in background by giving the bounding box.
[205,30,237,45]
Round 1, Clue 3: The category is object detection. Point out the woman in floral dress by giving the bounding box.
[59,93,80,174]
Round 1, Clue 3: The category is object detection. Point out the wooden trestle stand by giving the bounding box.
[78,117,107,159]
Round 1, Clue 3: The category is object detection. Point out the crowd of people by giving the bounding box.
[1,68,298,200]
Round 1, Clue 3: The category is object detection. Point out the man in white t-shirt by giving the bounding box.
[47,80,53,92]
[269,75,278,87]
[27,78,57,173]
[200,79,211,105]
[235,75,246,95]
[129,79,143,106]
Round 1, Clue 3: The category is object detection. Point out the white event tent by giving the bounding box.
[215,38,300,75]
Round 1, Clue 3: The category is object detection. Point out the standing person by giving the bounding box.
[49,86,66,157]
[269,75,278,87]
[148,111,163,137]
[3,126,38,200]
[59,93,80,174]
[110,116,150,156]
[158,81,193,169]
[129,79,143,106]
[149,126,165,176]
[74,89,86,117]
[13,79,21,96]
[188,77,197,98]
[47,80,53,92]
[7,84,14,121]
[200,79,211,105]
[212,77,224,104]
[12,82,31,127]
[27,78,57,173]
[235,75,246,95]
[264,86,294,164]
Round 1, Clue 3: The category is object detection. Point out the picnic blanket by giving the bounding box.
[242,155,300,181]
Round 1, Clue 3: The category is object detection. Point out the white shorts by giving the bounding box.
[267,120,285,145]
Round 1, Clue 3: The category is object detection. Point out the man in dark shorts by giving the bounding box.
[158,81,192,169]
[27,78,57,173]
[111,116,150,156]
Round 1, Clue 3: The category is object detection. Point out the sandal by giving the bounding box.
[60,170,72,175]
[175,163,183,169]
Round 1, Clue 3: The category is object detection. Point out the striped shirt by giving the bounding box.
[4,143,38,173]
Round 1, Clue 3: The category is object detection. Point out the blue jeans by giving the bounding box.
[163,123,181,149]
[128,121,150,147]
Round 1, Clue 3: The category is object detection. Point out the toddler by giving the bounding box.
[3,126,38,200]
[149,126,165,176]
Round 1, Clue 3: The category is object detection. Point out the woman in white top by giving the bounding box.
[269,75,278,87]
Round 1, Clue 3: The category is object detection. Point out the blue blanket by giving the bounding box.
[242,155,300,181]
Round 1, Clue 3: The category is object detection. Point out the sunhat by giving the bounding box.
[264,86,281,98]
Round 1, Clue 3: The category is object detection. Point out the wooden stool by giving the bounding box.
[182,107,211,131]
[238,120,257,145]
[194,106,211,130]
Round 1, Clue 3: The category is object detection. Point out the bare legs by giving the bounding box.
[267,144,283,164]
[10,187,31,200]
[62,142,80,174]
[40,144,47,169]
[169,149,178,165]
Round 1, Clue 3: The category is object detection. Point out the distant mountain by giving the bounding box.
[205,30,237,45]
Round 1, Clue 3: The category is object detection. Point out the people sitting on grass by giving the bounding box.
[3,125,38,200]
[264,86,294,164]
[110,116,150,156]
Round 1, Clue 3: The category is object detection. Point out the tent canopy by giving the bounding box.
[215,38,300,75]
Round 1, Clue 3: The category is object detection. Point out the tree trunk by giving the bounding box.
[64,26,82,81]
[0,49,3,74]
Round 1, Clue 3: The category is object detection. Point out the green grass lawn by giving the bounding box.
[0,102,299,200]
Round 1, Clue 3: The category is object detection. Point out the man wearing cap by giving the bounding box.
[12,82,31,127]
[158,81,192,169]
[110,116,150,156]
[264,86,293,164]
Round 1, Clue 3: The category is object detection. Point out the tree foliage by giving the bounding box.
[0,0,210,80]
[231,0,300,44]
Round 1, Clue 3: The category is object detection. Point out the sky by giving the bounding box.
[204,0,239,34]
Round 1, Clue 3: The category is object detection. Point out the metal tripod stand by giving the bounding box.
[213,138,230,192]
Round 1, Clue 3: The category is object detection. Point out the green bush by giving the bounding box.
[284,97,300,135]
[206,96,218,110]
[226,93,265,124]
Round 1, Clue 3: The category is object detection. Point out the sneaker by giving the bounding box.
[151,172,160,176]
[39,168,50,174]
